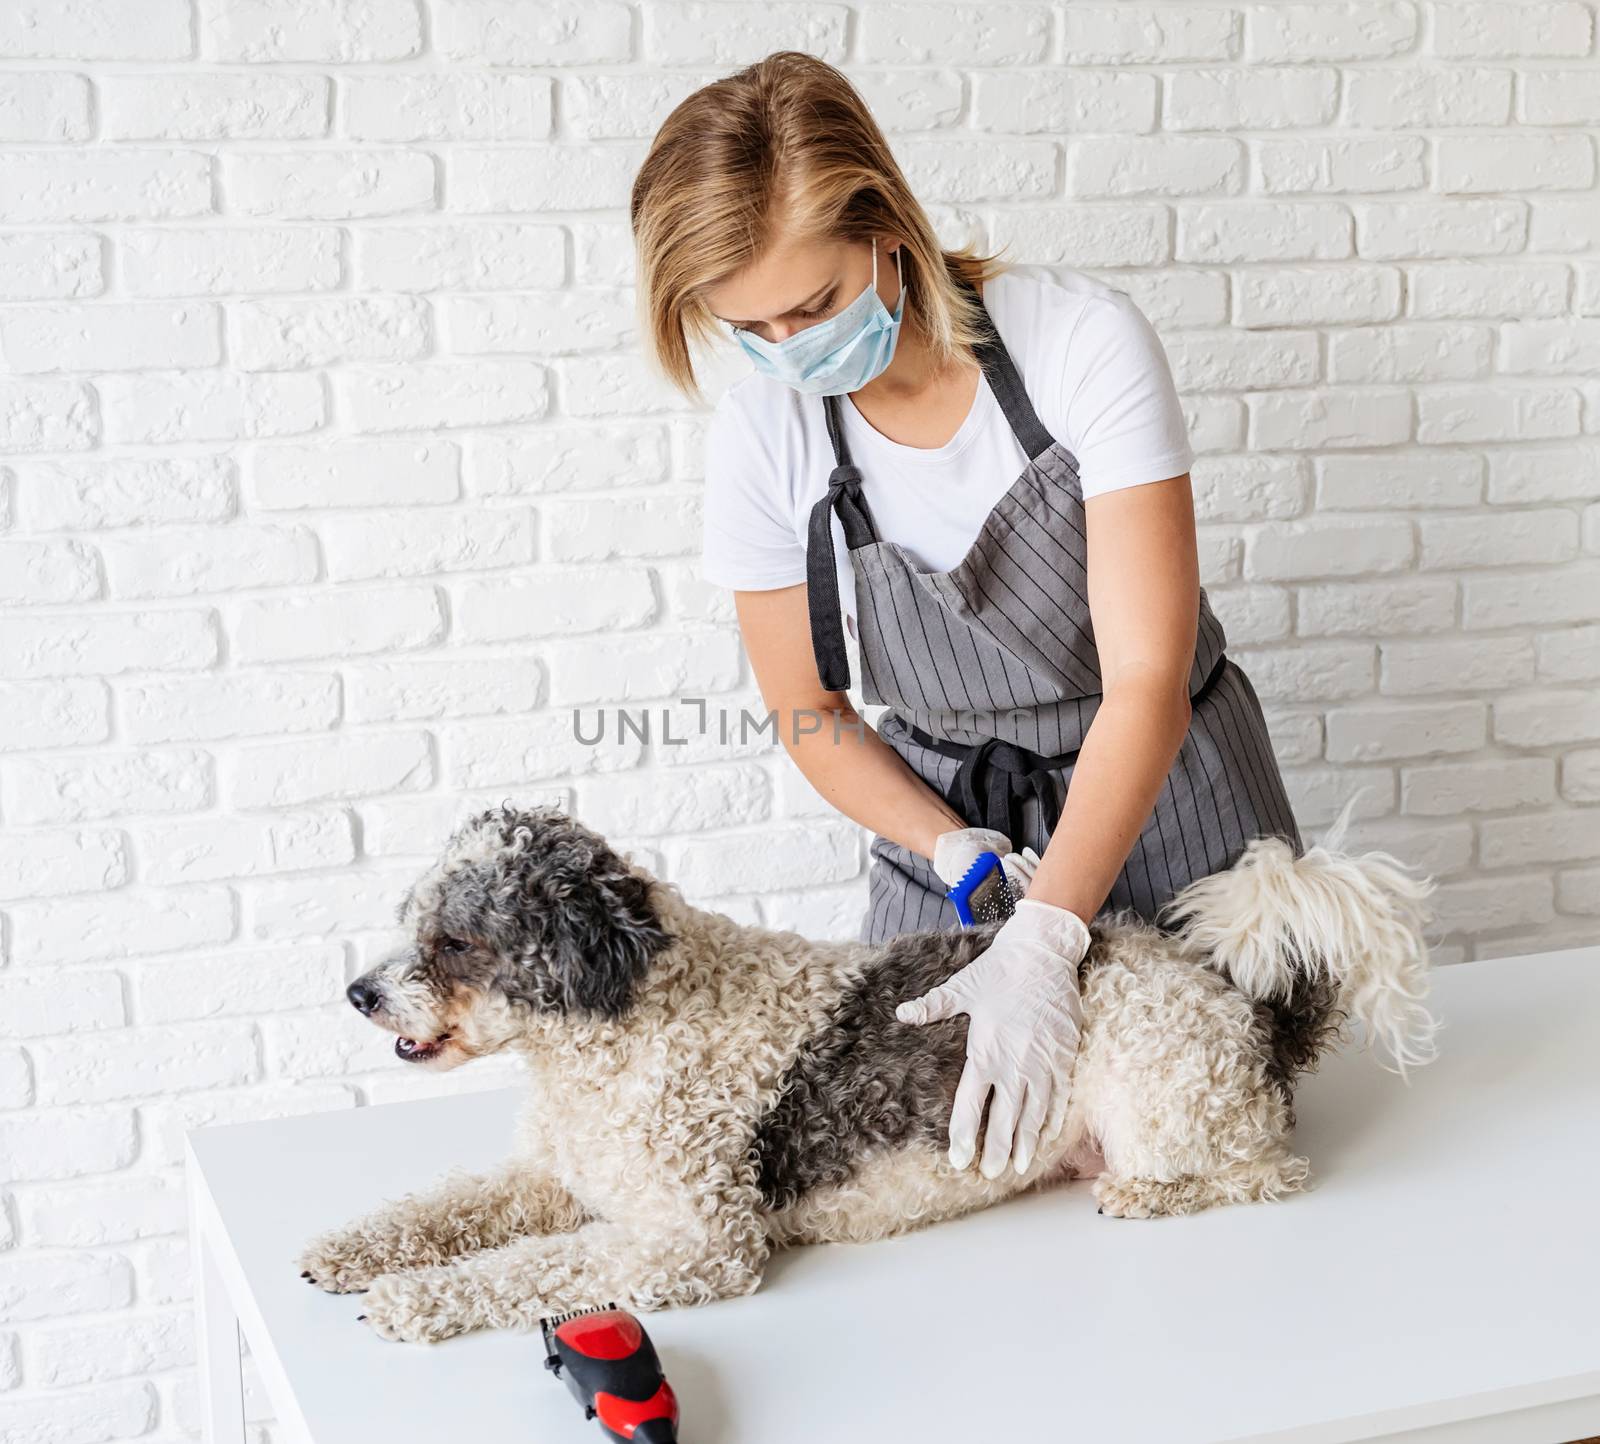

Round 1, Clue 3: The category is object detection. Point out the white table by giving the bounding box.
[186,945,1600,1444]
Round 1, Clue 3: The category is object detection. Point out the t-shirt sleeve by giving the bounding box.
[699,396,809,590]
[1060,293,1195,501]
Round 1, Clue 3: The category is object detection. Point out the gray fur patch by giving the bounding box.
[750,921,1006,1211]
[1252,974,1345,1128]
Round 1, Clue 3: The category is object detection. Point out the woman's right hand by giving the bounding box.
[932,826,1014,889]
[933,828,1040,902]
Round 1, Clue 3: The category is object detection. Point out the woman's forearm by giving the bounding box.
[1024,678,1192,923]
[769,678,1191,917]
[774,703,967,859]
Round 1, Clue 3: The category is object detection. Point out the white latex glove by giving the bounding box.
[895,897,1091,1179]
[1001,846,1042,899]
[932,827,1013,889]
[933,828,1038,903]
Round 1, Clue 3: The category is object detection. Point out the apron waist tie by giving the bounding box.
[901,652,1230,846]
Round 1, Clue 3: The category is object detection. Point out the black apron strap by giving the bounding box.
[947,736,1065,852]
[958,275,1059,463]
[806,393,878,692]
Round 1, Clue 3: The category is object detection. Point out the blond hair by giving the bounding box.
[630,50,1013,407]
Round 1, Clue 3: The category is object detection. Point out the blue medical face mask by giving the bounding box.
[731,239,906,396]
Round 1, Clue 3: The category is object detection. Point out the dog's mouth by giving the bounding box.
[395,1033,451,1063]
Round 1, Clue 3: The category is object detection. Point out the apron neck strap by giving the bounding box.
[823,384,854,470]
[958,275,1059,462]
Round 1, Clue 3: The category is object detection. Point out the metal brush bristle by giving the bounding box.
[966,869,1015,925]
[947,850,1017,927]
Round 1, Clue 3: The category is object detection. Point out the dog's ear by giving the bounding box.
[536,859,673,1018]
[476,804,674,1019]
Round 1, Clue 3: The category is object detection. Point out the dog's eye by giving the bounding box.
[438,936,471,955]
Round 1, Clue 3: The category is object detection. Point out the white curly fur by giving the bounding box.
[1160,792,1441,1079]
[299,809,1438,1344]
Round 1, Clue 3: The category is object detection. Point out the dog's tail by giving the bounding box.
[1158,791,1441,1080]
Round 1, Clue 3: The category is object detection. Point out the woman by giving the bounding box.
[630,53,1302,1183]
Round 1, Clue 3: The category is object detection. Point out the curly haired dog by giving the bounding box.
[299,800,1438,1343]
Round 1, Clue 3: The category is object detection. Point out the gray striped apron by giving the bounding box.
[804,278,1303,946]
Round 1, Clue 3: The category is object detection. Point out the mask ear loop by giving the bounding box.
[877,239,902,309]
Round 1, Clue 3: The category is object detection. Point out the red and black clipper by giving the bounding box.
[540,1302,679,1443]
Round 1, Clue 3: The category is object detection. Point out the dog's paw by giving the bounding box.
[297,1229,388,1293]
[357,1271,467,1344]
[1091,1176,1154,1219]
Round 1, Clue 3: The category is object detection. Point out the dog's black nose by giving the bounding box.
[347,981,381,1015]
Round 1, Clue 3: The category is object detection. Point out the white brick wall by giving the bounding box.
[2,1,1599,1432]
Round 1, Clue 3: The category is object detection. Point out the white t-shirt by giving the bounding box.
[698,265,1195,637]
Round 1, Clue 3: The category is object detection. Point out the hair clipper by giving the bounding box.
[540,1303,679,1444]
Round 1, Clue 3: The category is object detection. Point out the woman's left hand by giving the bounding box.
[1001,845,1042,899]
[895,898,1091,1179]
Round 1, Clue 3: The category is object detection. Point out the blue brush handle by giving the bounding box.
[945,849,1014,927]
